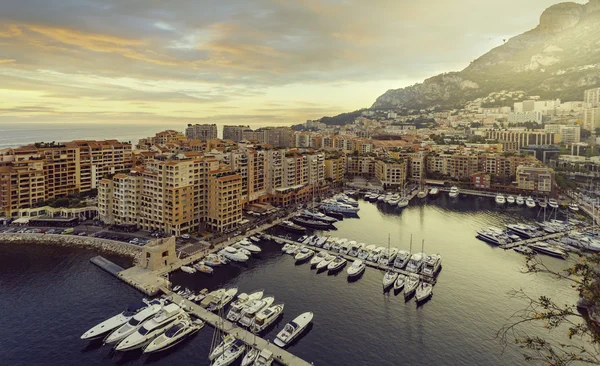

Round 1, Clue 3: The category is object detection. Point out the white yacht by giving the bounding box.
[193,262,214,274]
[367,247,385,262]
[143,317,204,353]
[209,335,236,361]
[181,265,196,274]
[548,198,559,209]
[382,270,398,290]
[115,303,186,351]
[346,260,366,278]
[378,248,398,266]
[227,290,264,322]
[203,254,224,267]
[218,247,249,262]
[404,274,420,298]
[285,244,299,255]
[357,244,375,260]
[250,304,285,333]
[254,349,274,366]
[415,282,433,302]
[348,242,364,257]
[397,198,409,208]
[495,194,506,205]
[405,252,425,273]
[393,250,410,269]
[340,240,355,255]
[81,300,150,341]
[417,190,427,199]
[516,195,524,205]
[422,254,442,276]
[327,256,347,272]
[526,196,536,208]
[393,274,406,291]
[294,248,314,263]
[539,199,548,209]
[506,196,515,204]
[212,339,245,366]
[320,200,360,214]
[331,238,346,252]
[241,348,260,366]
[104,301,164,344]
[568,203,580,212]
[315,236,328,247]
[449,186,459,198]
[274,312,313,347]
[316,254,336,270]
[309,251,328,267]
[236,240,261,254]
[239,297,275,327]
[207,288,239,312]
[530,242,568,259]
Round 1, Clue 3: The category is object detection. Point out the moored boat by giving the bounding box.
[143,317,203,353]
[81,300,151,341]
[382,270,398,289]
[415,282,433,303]
[346,259,366,278]
[274,312,313,347]
[449,186,459,198]
[404,274,420,298]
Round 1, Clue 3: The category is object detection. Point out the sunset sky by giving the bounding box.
[0,0,576,127]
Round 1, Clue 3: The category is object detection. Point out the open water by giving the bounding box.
[0,196,582,365]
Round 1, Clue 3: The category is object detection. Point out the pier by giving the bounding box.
[499,231,570,250]
[264,234,438,285]
[163,288,313,366]
[90,256,124,276]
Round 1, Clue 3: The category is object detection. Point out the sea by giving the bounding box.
[0,196,583,366]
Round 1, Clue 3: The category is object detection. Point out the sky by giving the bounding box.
[0,0,579,127]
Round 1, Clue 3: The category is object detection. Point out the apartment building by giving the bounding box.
[324,156,345,183]
[375,159,407,188]
[584,108,600,131]
[242,127,293,147]
[516,166,554,193]
[0,147,45,215]
[485,130,560,151]
[584,87,600,108]
[544,124,581,144]
[136,130,184,150]
[185,124,218,141]
[97,172,142,227]
[206,171,243,233]
[223,125,251,142]
[223,148,268,204]
[346,156,376,178]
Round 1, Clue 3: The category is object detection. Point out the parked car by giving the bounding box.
[77,232,87,236]
[181,234,190,240]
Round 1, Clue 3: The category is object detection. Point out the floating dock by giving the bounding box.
[163,288,313,366]
[90,256,124,276]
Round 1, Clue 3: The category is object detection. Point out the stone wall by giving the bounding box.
[0,233,141,261]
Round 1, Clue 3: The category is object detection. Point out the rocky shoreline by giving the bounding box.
[0,233,142,262]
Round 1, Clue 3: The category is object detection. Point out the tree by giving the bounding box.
[498,253,600,365]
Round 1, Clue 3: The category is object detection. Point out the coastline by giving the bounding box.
[0,233,142,262]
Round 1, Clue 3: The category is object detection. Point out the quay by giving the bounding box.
[264,234,437,285]
[90,256,124,276]
[163,288,313,366]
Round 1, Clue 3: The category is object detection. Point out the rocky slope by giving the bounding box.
[372,0,600,110]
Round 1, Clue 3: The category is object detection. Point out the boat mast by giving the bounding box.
[409,234,412,253]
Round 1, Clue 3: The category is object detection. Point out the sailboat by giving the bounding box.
[382,234,398,289]
[417,177,427,199]
[208,293,236,362]
[398,182,409,208]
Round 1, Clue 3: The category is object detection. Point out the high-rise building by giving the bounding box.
[185,124,218,141]
[544,124,580,144]
[223,125,251,142]
[242,127,293,147]
[375,159,407,188]
[206,170,243,233]
[584,87,600,108]
[516,166,554,193]
[583,108,600,131]
[324,156,345,183]
[485,130,560,151]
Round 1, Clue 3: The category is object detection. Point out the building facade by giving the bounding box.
[516,166,554,194]
[375,159,407,188]
[185,124,218,141]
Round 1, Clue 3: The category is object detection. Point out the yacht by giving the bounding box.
[294,248,315,263]
[417,190,428,199]
[301,209,337,223]
[212,339,245,366]
[449,186,459,198]
[143,317,204,353]
[393,250,411,269]
[104,301,164,344]
[200,288,228,308]
[316,254,336,271]
[568,203,579,212]
[429,187,439,197]
[335,194,359,207]
[193,262,214,274]
[181,265,196,274]
[382,270,398,290]
[529,242,568,259]
[422,254,441,276]
[526,196,536,208]
[346,260,366,278]
[476,229,508,245]
[348,242,364,257]
[506,195,515,204]
[309,251,328,267]
[378,248,398,266]
[250,304,285,333]
[254,349,274,366]
[377,194,387,202]
[393,274,406,291]
[203,254,224,267]
[506,224,538,239]
[207,288,239,312]
[218,247,249,262]
[209,335,237,361]
[285,244,299,255]
[404,274,420,298]
[320,200,360,214]
[367,246,386,262]
[405,252,425,273]
[548,198,559,209]
[340,240,355,255]
[291,216,333,230]
[236,240,261,254]
[241,348,260,366]
[227,290,265,322]
[357,244,375,260]
[495,194,506,205]
[81,301,151,341]
[331,238,346,252]
[239,297,275,327]
[277,221,306,233]
[115,303,186,351]
[415,282,433,303]
[397,198,409,208]
[327,256,347,272]
[516,195,525,205]
[274,312,314,347]
[315,236,328,247]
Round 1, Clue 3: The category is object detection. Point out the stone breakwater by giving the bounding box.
[0,233,141,262]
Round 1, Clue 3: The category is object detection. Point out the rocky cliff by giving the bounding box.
[372,0,600,110]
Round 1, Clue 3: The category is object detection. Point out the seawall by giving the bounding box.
[0,233,142,261]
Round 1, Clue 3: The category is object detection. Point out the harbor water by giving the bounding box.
[0,196,581,365]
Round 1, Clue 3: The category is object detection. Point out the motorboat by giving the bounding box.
[405,252,425,273]
[417,190,428,199]
[172,285,181,292]
[236,240,261,254]
[193,262,214,274]
[548,198,559,209]
[476,229,508,245]
[143,317,204,353]
[331,238,346,252]
[297,235,308,243]
[320,199,360,214]
[316,254,336,270]
[569,203,579,212]
[382,270,398,289]
[203,254,224,267]
[404,274,420,298]
[285,244,299,255]
[239,297,275,327]
[357,244,375,260]
[348,242,364,257]
[340,240,355,255]
[301,209,338,223]
[393,250,411,269]
[449,186,459,198]
[335,194,359,207]
[429,187,439,197]
[249,236,260,243]
[232,245,252,257]
[377,194,387,202]
[513,246,534,255]
[81,300,150,340]
[212,339,245,366]
[506,196,515,204]
[506,224,539,239]
[226,290,264,322]
[526,197,536,208]
[314,236,328,247]
[378,248,398,266]
[250,303,285,333]
[495,194,506,205]
[367,247,385,262]
[207,288,239,312]
[422,254,441,276]
[516,195,524,205]
[294,248,315,263]
[181,265,196,274]
[241,348,260,366]
[200,289,227,308]
[397,198,409,208]
[346,260,366,278]
[104,300,164,344]
[327,256,347,272]
[278,220,307,233]
[415,282,433,303]
[291,216,333,230]
[209,334,236,361]
[115,304,186,351]
[309,251,328,267]
[274,312,313,347]
[218,247,249,262]
[254,349,274,366]
[529,242,568,259]
[393,274,406,291]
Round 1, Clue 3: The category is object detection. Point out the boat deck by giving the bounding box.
[162,288,313,366]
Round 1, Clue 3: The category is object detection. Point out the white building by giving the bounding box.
[584,108,600,131]
[514,99,560,115]
[544,124,581,144]
[558,101,586,114]
[584,87,600,108]
[508,111,543,123]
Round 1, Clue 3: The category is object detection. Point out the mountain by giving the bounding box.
[372,0,600,110]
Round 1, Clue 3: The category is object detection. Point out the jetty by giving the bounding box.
[163,288,313,366]
[90,256,124,276]
[264,234,438,285]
